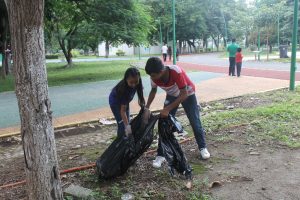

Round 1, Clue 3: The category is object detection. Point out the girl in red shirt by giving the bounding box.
[236,48,243,77]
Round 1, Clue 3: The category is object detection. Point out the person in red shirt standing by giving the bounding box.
[236,48,243,77]
[143,57,210,168]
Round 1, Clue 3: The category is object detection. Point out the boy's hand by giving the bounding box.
[142,108,151,124]
[160,108,169,118]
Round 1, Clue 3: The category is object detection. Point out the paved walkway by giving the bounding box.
[0,71,223,134]
[1,53,299,137]
[179,53,300,71]
[0,75,296,137]
[177,61,300,81]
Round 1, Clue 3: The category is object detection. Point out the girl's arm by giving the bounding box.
[120,104,129,127]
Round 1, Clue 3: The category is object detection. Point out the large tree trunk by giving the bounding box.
[179,40,182,54]
[1,11,9,78]
[105,40,109,58]
[56,25,76,67]
[66,40,73,67]
[245,33,249,48]
[223,37,227,48]
[5,0,63,199]
[217,35,220,52]
[1,41,7,79]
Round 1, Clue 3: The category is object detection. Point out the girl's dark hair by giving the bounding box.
[237,48,242,52]
[115,67,145,107]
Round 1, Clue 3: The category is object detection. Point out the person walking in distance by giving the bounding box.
[235,48,243,77]
[162,44,168,62]
[227,39,239,76]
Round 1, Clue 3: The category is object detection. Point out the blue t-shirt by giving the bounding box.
[109,87,136,106]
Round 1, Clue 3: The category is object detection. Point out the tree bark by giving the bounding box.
[105,40,109,58]
[1,10,9,78]
[56,25,77,67]
[5,0,63,199]
[1,40,7,79]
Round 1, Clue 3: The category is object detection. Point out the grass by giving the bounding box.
[219,49,279,58]
[0,60,146,93]
[203,87,300,148]
[268,58,300,63]
[0,74,14,93]
[66,87,299,200]
[190,162,207,175]
[74,146,107,161]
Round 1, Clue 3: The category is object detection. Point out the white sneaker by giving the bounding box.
[152,156,166,168]
[200,148,210,160]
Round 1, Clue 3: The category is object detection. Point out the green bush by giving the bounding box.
[116,49,125,56]
[71,49,80,58]
[45,54,59,59]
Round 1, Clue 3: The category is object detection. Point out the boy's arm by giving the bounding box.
[160,88,188,117]
[145,87,157,109]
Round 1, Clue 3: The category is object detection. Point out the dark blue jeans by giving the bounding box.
[236,62,242,77]
[157,94,207,156]
[229,57,236,76]
[110,104,130,138]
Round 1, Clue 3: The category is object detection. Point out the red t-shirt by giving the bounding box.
[151,65,195,97]
[236,52,243,63]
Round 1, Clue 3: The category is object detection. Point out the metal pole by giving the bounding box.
[290,0,298,91]
[172,0,176,65]
[277,14,280,48]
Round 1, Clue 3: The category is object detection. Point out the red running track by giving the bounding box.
[165,61,300,81]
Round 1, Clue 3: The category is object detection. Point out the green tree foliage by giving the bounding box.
[75,0,153,57]
[45,0,85,66]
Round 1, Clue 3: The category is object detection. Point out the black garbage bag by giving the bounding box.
[96,109,158,179]
[158,115,192,180]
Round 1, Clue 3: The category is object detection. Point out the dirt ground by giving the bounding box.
[0,88,299,200]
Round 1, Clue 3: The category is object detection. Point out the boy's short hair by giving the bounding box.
[145,57,164,75]
[232,38,236,43]
[237,48,242,52]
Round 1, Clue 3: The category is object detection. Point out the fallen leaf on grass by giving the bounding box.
[68,155,80,160]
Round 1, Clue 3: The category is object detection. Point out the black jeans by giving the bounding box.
[110,104,130,138]
[236,62,242,77]
[229,57,236,76]
[157,94,207,156]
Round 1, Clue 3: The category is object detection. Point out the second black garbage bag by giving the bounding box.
[158,115,192,180]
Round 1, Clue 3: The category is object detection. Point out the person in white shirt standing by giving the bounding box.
[161,44,168,62]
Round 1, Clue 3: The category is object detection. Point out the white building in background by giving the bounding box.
[98,42,161,57]
[98,43,134,56]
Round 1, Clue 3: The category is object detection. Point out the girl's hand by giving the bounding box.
[160,108,169,118]
[125,125,132,136]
